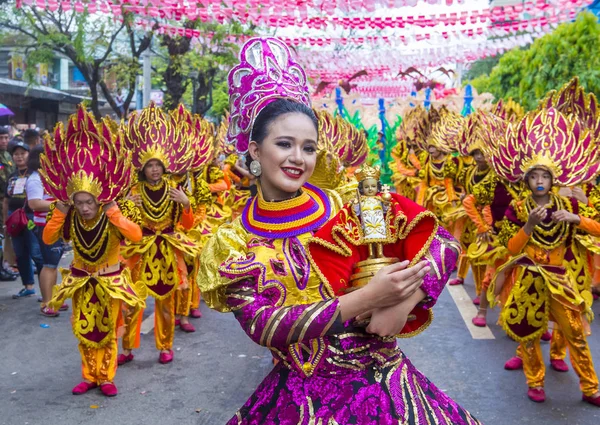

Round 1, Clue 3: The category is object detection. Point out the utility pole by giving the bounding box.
[143,50,151,107]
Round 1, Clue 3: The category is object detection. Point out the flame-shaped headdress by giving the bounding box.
[459,110,507,158]
[421,106,464,153]
[40,105,131,203]
[539,77,600,140]
[489,107,600,186]
[124,102,193,174]
[308,109,367,190]
[397,105,428,147]
[227,37,311,154]
[492,98,525,123]
[170,104,215,172]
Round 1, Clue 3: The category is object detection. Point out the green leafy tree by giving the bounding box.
[467,11,600,110]
[0,3,153,119]
[154,20,253,116]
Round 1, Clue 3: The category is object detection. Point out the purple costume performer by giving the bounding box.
[198,37,482,425]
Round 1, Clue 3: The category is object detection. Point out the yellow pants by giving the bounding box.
[519,296,598,396]
[122,293,175,351]
[79,300,120,384]
[175,287,191,316]
[191,283,200,310]
[456,256,487,295]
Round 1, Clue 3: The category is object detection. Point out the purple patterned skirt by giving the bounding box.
[228,333,482,425]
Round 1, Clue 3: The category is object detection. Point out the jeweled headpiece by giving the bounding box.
[227,37,311,154]
[489,107,600,186]
[355,164,381,182]
[170,104,214,171]
[40,105,131,203]
[124,102,193,174]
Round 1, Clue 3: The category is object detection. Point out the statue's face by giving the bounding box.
[362,178,379,196]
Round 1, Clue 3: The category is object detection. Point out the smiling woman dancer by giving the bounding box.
[198,37,481,425]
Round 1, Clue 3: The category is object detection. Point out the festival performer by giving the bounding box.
[415,107,465,225]
[119,104,200,365]
[390,105,427,201]
[199,37,481,424]
[452,111,521,322]
[42,106,145,396]
[170,105,214,329]
[488,106,600,406]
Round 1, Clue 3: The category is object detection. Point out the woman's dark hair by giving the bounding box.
[246,98,318,169]
[28,145,44,172]
[357,179,382,195]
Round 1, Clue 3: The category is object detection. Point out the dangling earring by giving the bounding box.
[249,160,262,177]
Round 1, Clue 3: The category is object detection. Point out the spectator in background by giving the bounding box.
[26,146,66,317]
[0,126,18,281]
[23,129,41,149]
[4,141,43,298]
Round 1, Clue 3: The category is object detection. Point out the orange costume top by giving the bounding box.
[45,202,146,348]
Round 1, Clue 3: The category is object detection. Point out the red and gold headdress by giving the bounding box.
[124,102,193,174]
[40,105,131,203]
[425,107,464,153]
[308,109,367,189]
[539,77,600,140]
[489,107,600,186]
[169,105,215,172]
[491,98,525,123]
[459,110,507,158]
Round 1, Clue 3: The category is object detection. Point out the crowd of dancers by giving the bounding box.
[34,36,600,424]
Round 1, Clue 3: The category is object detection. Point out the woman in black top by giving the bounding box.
[4,141,43,298]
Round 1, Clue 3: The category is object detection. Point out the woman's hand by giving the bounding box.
[361,260,430,309]
[552,209,581,224]
[170,187,190,210]
[55,201,70,214]
[365,303,412,337]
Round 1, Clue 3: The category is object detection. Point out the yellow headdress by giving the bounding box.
[355,164,381,182]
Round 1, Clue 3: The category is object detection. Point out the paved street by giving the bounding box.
[1,252,600,425]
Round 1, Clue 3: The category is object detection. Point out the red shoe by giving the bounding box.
[175,319,181,326]
[472,316,486,327]
[448,278,464,286]
[59,303,69,311]
[550,359,569,372]
[40,306,59,317]
[527,387,546,403]
[72,381,98,395]
[504,356,523,370]
[190,308,202,319]
[180,322,196,333]
[100,383,118,397]
[117,353,134,366]
[472,296,480,305]
[541,331,552,341]
[582,394,600,407]
[159,350,174,364]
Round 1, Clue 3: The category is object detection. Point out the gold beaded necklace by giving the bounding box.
[71,211,110,266]
[140,178,174,224]
[525,194,569,250]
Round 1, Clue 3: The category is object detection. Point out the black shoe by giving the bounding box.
[0,268,18,281]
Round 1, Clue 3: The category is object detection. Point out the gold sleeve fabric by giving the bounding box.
[197,217,248,312]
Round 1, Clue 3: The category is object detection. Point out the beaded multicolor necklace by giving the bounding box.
[242,183,331,238]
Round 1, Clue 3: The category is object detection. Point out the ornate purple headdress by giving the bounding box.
[227,37,311,154]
